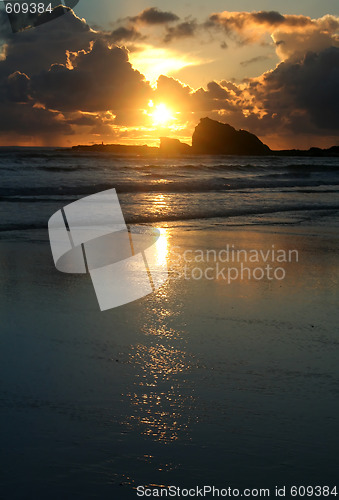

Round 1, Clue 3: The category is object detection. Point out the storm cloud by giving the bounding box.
[0,10,153,142]
[31,40,151,112]
[252,46,339,131]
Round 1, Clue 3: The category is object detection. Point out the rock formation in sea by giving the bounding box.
[191,117,271,155]
[73,117,339,156]
[159,137,192,155]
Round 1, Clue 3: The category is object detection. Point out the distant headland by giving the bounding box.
[72,117,339,157]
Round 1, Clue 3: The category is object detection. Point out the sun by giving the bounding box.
[148,101,174,126]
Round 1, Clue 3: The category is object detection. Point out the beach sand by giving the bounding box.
[1,226,338,498]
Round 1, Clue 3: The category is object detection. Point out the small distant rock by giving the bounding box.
[160,137,191,155]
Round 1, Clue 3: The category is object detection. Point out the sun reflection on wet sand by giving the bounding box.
[155,227,168,267]
[125,340,195,442]
[125,309,196,442]
[123,231,196,442]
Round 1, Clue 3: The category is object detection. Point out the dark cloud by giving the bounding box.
[205,81,229,99]
[155,75,234,113]
[0,10,152,141]
[0,102,72,137]
[192,82,234,112]
[0,13,85,140]
[163,20,198,43]
[109,26,145,43]
[66,112,99,126]
[0,9,12,36]
[0,10,96,77]
[6,71,30,102]
[255,47,339,130]
[31,40,151,113]
[219,80,242,95]
[130,7,179,25]
[208,10,313,31]
[251,11,285,25]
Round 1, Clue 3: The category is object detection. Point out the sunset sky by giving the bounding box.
[0,0,338,149]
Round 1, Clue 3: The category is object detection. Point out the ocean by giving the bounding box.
[1,147,339,236]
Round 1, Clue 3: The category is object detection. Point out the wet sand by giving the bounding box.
[1,227,339,498]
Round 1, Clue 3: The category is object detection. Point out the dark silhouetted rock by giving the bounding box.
[160,137,191,155]
[275,145,339,157]
[192,117,271,155]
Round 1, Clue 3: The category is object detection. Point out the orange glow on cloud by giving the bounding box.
[129,45,204,85]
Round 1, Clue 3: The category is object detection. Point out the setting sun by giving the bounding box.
[148,101,174,126]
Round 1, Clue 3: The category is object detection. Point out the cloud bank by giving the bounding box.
[0,8,338,147]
